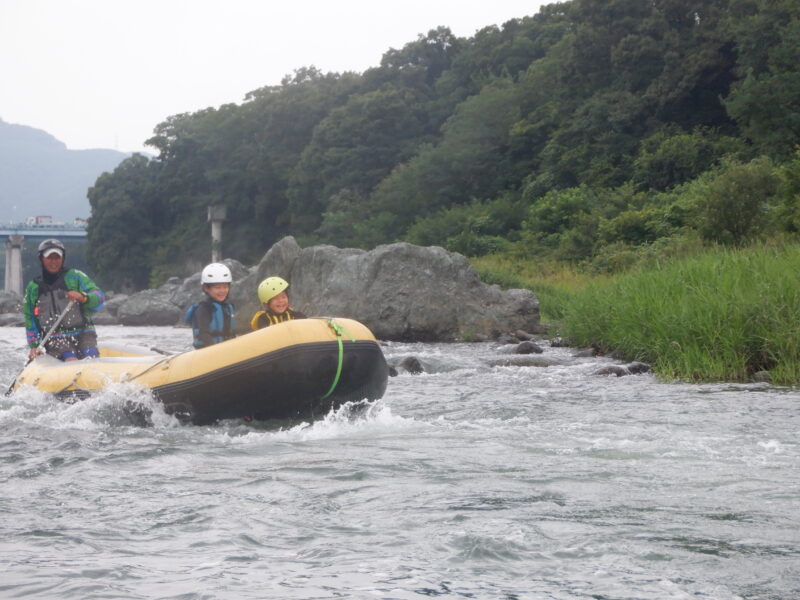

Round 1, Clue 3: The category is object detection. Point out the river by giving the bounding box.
[1,325,798,599]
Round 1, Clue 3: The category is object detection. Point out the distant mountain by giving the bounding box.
[0,118,131,222]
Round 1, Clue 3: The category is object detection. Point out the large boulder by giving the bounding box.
[230,236,540,341]
[77,240,537,342]
[91,292,128,325]
[116,289,183,326]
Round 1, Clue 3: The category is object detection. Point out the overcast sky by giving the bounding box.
[1,0,549,154]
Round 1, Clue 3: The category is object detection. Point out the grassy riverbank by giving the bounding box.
[473,244,800,384]
[470,256,604,322]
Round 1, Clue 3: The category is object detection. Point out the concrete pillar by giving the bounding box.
[208,205,227,263]
[4,234,24,295]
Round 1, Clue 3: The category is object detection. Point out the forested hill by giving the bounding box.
[0,119,129,221]
[87,0,800,291]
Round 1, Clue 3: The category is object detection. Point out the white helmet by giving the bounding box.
[201,263,232,284]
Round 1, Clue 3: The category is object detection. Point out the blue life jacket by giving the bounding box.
[184,299,235,349]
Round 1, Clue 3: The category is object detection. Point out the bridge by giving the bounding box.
[0,221,88,295]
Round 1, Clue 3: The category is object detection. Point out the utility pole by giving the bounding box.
[208,205,226,263]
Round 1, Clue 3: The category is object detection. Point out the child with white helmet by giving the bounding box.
[250,276,306,330]
[184,263,236,349]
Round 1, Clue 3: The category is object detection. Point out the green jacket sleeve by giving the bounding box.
[64,269,106,312]
[23,280,41,347]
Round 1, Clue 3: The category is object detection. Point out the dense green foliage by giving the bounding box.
[87,0,800,290]
[556,244,800,384]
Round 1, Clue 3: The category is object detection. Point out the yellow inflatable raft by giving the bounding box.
[11,318,389,425]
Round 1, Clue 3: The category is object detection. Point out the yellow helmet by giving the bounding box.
[258,276,289,304]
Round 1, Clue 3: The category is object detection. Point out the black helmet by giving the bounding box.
[37,238,66,258]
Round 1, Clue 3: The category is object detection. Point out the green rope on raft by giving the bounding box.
[320,319,355,400]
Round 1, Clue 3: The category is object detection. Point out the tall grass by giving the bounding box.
[471,255,605,321]
[559,244,800,383]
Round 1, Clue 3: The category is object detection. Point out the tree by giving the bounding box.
[724,0,800,158]
[87,155,161,290]
[690,157,782,245]
[364,80,522,242]
[286,86,433,233]
[632,127,747,191]
[364,27,461,92]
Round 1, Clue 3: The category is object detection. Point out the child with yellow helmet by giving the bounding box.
[250,276,306,330]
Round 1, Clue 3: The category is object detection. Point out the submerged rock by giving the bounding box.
[752,370,772,383]
[592,365,628,377]
[573,348,597,358]
[389,356,425,375]
[487,356,559,368]
[513,341,544,355]
[592,362,653,377]
[626,361,652,374]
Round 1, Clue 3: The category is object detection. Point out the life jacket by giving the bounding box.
[249,308,304,331]
[34,272,86,334]
[185,299,235,348]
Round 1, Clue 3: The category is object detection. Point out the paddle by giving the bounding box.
[5,300,76,396]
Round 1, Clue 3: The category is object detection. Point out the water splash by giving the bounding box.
[0,382,178,430]
[270,399,419,443]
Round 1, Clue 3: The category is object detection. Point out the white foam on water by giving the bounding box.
[260,400,422,443]
[168,399,427,449]
[1,382,178,431]
[0,385,62,424]
[758,439,782,453]
[2,383,417,444]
